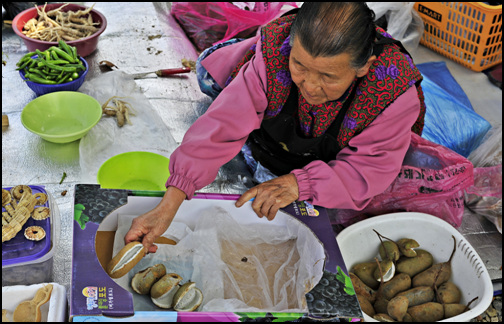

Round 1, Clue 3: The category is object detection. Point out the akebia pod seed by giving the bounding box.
[131,264,167,295]
[107,241,146,279]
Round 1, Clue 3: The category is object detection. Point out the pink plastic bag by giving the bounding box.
[171,2,297,51]
[333,133,475,228]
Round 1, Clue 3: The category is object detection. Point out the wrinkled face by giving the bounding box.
[289,37,370,106]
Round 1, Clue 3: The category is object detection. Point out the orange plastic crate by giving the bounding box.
[414,2,502,72]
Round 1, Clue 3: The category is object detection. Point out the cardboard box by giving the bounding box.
[70,184,363,322]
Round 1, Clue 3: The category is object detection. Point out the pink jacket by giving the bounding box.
[166,35,421,210]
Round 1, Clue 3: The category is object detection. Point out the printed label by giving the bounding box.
[82,286,113,310]
[417,4,442,22]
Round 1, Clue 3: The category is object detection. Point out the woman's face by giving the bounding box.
[289,37,372,106]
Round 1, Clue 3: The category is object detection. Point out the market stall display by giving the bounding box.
[2,2,501,323]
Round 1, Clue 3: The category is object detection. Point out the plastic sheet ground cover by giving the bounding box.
[417,61,491,157]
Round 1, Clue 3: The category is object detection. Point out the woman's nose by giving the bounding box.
[304,74,320,93]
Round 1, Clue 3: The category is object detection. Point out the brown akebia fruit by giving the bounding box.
[350,272,376,303]
[396,249,434,277]
[172,281,203,312]
[396,286,435,307]
[379,240,400,262]
[396,238,420,257]
[408,302,444,322]
[107,241,146,279]
[373,297,390,315]
[436,281,462,304]
[352,261,380,290]
[357,294,375,317]
[131,264,167,295]
[379,273,411,300]
[373,313,395,322]
[412,236,456,288]
[443,303,467,318]
[373,259,395,282]
[387,295,409,321]
[150,273,183,309]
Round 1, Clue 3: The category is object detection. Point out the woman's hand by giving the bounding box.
[235,173,299,221]
[124,186,186,254]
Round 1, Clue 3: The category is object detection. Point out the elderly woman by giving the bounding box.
[125,2,425,253]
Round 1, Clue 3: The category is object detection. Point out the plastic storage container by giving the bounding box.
[2,186,60,286]
[2,283,67,322]
[336,212,493,322]
[414,2,502,72]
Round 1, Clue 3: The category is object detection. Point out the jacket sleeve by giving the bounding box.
[291,86,421,210]
[166,38,268,198]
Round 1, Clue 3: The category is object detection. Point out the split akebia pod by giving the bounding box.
[107,241,146,279]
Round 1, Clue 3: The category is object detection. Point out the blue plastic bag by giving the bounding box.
[417,61,491,157]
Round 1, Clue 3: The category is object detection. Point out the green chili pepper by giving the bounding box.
[28,68,49,79]
[15,58,31,71]
[57,73,72,84]
[25,73,58,84]
[71,46,78,62]
[38,60,77,72]
[51,50,59,60]
[49,46,75,63]
[58,40,73,56]
[17,51,37,64]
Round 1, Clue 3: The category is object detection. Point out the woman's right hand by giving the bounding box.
[124,186,186,254]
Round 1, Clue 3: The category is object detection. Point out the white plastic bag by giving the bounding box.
[367,2,424,54]
[468,123,502,167]
[78,71,178,183]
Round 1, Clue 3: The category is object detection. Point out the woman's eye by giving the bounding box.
[295,63,306,71]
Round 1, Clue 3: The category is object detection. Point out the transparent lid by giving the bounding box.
[2,185,52,266]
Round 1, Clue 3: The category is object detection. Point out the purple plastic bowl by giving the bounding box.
[20,56,88,96]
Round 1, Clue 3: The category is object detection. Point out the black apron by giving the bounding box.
[248,34,408,176]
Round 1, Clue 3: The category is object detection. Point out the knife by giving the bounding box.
[131,67,192,79]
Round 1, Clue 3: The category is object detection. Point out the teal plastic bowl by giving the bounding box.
[21,91,102,143]
[97,151,170,191]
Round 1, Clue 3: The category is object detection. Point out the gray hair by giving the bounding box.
[289,2,376,70]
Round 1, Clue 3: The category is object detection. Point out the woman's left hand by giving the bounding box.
[235,173,299,221]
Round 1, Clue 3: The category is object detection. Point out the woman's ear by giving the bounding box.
[356,55,377,78]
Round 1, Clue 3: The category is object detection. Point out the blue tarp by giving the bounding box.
[417,61,491,157]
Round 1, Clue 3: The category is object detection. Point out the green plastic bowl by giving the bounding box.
[21,91,102,143]
[97,151,170,191]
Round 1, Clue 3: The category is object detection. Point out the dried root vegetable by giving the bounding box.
[22,3,100,42]
[101,96,136,127]
[2,186,51,243]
